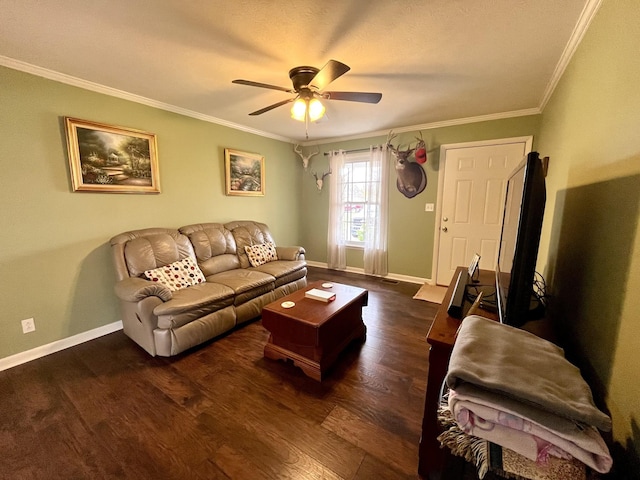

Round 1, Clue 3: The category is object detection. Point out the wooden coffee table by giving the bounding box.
[261,280,368,381]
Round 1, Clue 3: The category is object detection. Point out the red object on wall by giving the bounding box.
[415,132,427,164]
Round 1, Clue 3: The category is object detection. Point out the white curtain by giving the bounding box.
[363,145,389,276]
[326,150,346,270]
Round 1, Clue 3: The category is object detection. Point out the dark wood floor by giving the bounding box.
[0,267,447,479]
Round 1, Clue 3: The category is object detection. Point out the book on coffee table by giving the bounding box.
[305,288,336,303]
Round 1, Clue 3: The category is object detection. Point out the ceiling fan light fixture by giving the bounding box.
[291,97,326,122]
[308,98,325,121]
[291,98,307,121]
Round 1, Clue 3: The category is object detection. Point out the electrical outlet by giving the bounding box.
[425,203,435,212]
[21,318,36,334]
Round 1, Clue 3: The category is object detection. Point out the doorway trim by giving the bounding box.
[430,136,533,284]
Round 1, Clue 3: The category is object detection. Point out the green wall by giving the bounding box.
[536,0,640,467]
[300,116,541,279]
[0,66,301,360]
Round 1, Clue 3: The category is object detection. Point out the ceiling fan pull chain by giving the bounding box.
[305,109,309,140]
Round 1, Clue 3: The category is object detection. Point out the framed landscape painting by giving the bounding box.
[224,148,265,196]
[65,117,160,193]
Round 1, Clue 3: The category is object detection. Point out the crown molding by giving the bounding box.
[539,0,602,110]
[0,56,540,148]
[300,108,541,147]
[0,55,294,143]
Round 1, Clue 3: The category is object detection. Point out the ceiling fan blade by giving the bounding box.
[248,98,294,116]
[324,91,382,104]
[232,79,294,93]
[309,60,350,91]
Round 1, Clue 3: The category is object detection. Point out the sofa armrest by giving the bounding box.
[114,277,173,302]
[276,245,306,261]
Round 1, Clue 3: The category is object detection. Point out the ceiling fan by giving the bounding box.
[232,60,382,122]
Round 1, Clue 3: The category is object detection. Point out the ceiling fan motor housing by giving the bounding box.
[289,66,320,92]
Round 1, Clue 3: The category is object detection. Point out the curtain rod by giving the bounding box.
[323,145,384,156]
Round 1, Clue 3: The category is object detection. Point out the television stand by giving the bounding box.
[418,266,498,479]
[417,267,555,479]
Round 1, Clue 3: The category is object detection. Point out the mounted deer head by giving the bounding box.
[387,130,416,170]
[312,169,331,191]
[388,142,416,166]
[386,130,426,199]
[294,144,320,170]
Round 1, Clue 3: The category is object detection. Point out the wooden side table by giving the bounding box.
[417,267,498,479]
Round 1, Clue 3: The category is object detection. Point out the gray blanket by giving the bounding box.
[445,315,611,432]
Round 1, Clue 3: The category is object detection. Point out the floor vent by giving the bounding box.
[381,279,399,285]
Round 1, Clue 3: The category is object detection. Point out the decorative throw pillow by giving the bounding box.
[143,257,206,291]
[245,242,278,267]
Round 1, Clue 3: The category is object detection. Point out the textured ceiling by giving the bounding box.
[0,0,596,143]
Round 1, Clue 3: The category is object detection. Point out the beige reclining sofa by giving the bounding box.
[110,221,307,356]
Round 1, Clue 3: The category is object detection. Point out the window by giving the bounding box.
[341,157,369,245]
[327,146,389,275]
[336,151,385,246]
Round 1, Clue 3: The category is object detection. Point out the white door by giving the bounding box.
[435,138,531,286]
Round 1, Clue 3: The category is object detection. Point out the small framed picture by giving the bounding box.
[224,148,265,196]
[65,117,160,193]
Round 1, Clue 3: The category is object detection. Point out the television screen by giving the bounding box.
[495,151,546,327]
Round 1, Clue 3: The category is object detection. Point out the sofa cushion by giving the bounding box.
[114,229,195,277]
[205,269,275,305]
[251,260,307,288]
[179,223,241,275]
[244,242,278,267]
[225,221,275,269]
[251,259,306,279]
[154,282,235,326]
[144,257,206,291]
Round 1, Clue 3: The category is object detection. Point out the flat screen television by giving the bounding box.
[495,151,546,327]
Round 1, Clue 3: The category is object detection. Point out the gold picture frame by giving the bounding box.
[65,117,160,193]
[224,148,265,196]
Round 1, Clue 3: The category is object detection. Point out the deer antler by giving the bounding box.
[386,130,416,162]
[294,144,320,170]
[386,130,397,150]
[386,130,402,159]
[312,168,331,191]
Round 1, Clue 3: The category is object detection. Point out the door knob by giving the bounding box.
[443,217,448,222]
[442,226,448,232]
